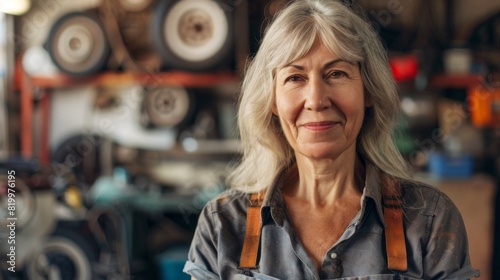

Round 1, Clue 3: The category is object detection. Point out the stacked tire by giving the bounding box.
[151,0,233,71]
[45,0,233,75]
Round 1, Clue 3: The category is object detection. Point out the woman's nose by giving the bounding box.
[304,77,331,111]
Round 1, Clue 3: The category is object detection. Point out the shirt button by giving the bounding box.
[330,252,338,259]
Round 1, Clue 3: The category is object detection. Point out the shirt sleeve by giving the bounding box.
[183,201,221,280]
[423,193,480,279]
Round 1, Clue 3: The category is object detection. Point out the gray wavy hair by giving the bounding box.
[228,0,409,192]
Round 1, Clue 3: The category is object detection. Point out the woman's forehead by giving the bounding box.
[277,36,356,69]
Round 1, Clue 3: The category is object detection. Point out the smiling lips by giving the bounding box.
[302,121,340,131]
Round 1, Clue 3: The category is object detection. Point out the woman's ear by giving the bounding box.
[272,102,279,116]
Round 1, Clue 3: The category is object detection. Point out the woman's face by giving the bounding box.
[274,40,370,160]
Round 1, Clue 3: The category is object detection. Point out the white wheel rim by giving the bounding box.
[163,0,228,62]
[0,177,34,229]
[52,16,106,73]
[28,237,92,280]
[58,25,94,64]
[147,87,190,126]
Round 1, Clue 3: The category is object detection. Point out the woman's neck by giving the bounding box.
[282,147,365,208]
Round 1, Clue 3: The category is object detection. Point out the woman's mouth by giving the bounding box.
[302,121,339,131]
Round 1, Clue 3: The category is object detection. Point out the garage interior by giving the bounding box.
[0,0,499,279]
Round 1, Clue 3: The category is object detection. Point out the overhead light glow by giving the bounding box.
[0,0,31,16]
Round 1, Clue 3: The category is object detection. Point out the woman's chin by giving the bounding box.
[298,149,344,161]
[295,142,356,162]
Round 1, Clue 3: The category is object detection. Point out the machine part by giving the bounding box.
[145,86,194,127]
[0,176,34,229]
[63,186,84,210]
[399,91,438,129]
[98,0,145,72]
[468,11,500,49]
[152,0,233,70]
[87,206,131,279]
[118,0,154,12]
[52,134,103,187]
[26,228,96,280]
[46,12,110,76]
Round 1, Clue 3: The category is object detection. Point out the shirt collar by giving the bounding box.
[362,163,386,227]
[261,166,288,226]
[260,161,387,227]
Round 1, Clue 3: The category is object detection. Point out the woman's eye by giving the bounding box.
[328,71,347,79]
[284,75,302,83]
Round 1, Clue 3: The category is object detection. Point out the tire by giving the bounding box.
[46,12,110,76]
[151,0,233,71]
[51,134,103,187]
[26,228,97,280]
[118,0,154,12]
[144,86,195,127]
[0,176,34,229]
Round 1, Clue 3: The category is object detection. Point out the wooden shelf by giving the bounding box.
[429,73,500,89]
[28,71,239,89]
[430,73,484,89]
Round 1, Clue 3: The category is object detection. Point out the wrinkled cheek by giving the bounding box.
[282,124,299,143]
[346,113,364,138]
[277,109,298,128]
[278,119,299,146]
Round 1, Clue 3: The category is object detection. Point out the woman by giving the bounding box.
[183,0,480,279]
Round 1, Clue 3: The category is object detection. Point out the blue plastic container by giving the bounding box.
[428,153,473,178]
[157,245,190,280]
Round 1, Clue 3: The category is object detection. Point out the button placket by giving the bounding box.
[320,250,343,279]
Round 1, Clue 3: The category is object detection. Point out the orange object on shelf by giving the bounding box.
[468,84,500,128]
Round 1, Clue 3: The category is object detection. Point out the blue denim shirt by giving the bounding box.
[184,164,480,279]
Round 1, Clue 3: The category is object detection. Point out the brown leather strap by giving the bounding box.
[381,174,408,272]
[239,191,266,269]
[238,175,408,272]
